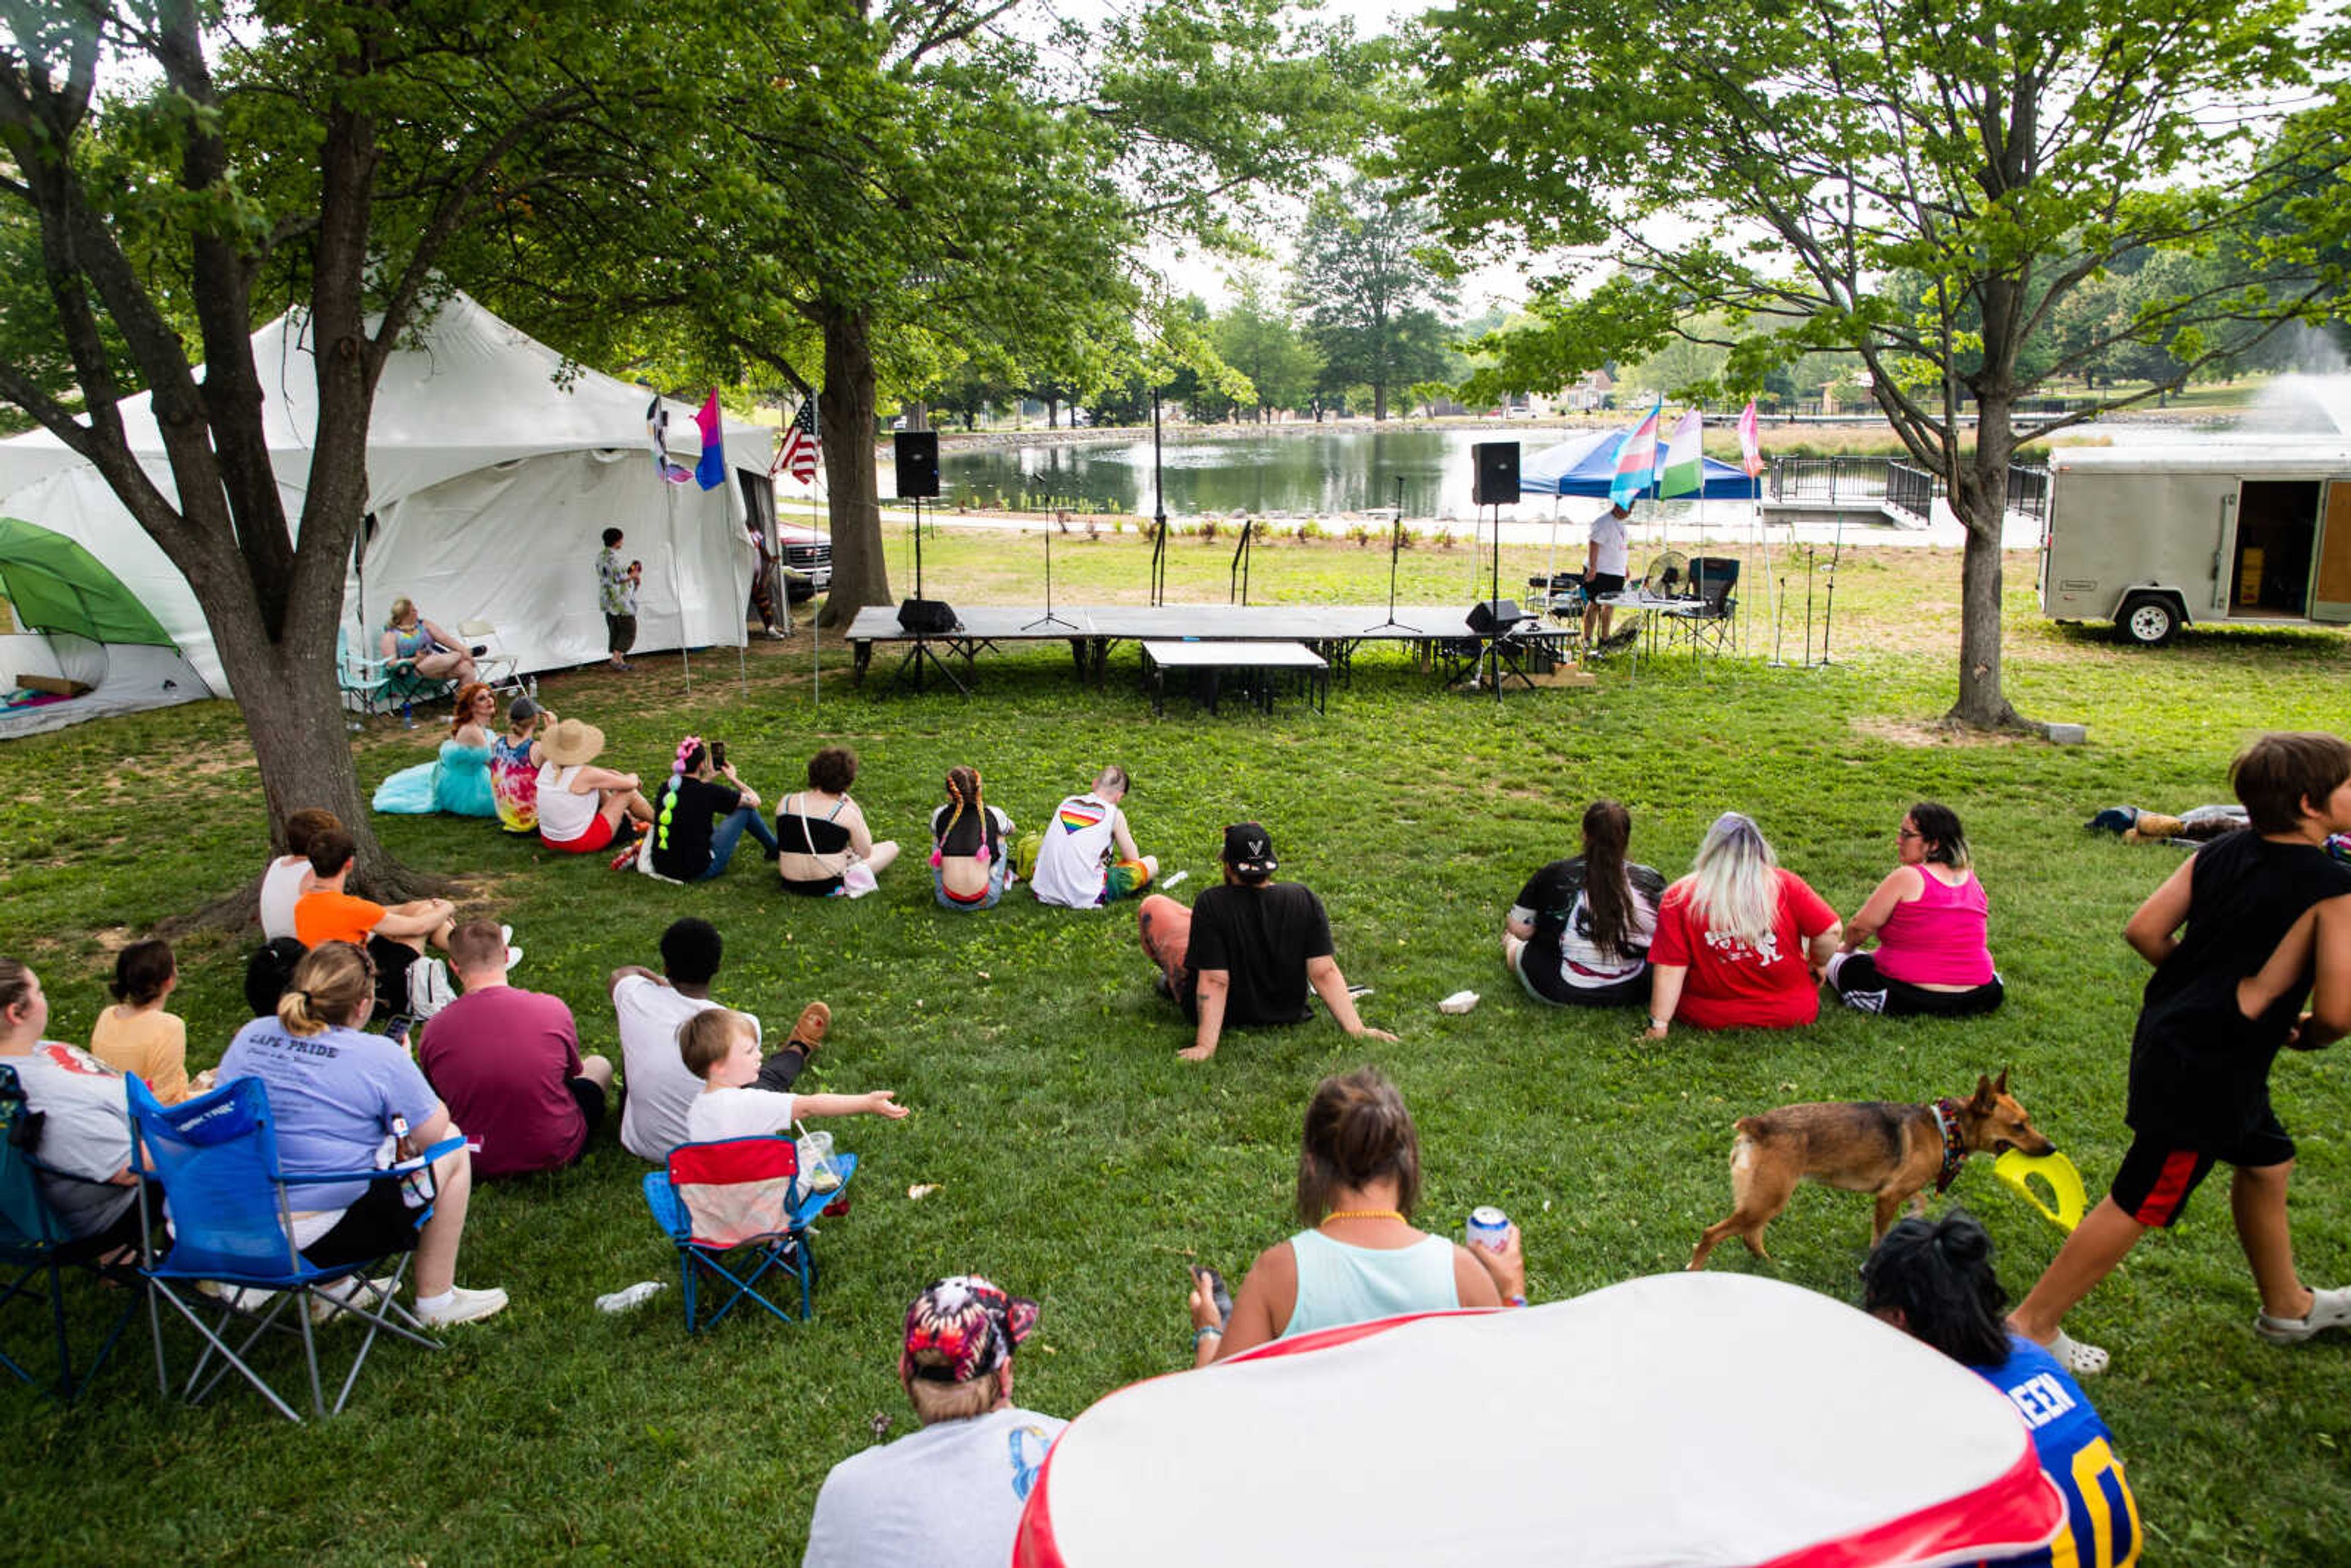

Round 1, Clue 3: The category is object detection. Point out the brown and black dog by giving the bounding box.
[1687,1071,2055,1270]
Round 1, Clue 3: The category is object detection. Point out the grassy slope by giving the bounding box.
[4,531,2349,1564]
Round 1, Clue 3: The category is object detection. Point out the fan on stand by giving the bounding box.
[1642,549,1692,600]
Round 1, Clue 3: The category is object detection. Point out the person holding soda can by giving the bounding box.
[1185,1068,1526,1368]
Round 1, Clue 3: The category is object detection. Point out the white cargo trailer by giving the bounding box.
[2041,444,2351,644]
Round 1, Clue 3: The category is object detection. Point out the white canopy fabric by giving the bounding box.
[0,293,765,691]
[1015,1272,2062,1568]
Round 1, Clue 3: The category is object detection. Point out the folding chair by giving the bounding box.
[457,619,525,697]
[336,628,458,719]
[0,1065,140,1401]
[1682,555,1741,655]
[642,1138,858,1334]
[127,1075,460,1422]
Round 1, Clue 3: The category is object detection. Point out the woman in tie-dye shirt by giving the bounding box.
[490,694,550,834]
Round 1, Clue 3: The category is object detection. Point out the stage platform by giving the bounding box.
[844,602,1582,696]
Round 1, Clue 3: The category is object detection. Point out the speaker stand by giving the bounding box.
[1363,477,1420,635]
[1484,500,1505,705]
[1228,519,1255,605]
[1023,525,1079,632]
[893,494,968,694]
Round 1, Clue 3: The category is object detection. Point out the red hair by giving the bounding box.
[450,681,493,735]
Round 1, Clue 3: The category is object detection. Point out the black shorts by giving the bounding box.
[302,1176,424,1269]
[1587,572,1627,598]
[2109,1113,2297,1228]
[1830,952,2005,1018]
[1514,940,1648,1008]
[566,1076,609,1147]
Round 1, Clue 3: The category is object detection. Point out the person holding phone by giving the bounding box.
[597,527,642,672]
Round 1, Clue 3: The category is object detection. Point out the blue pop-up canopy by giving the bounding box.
[1520,429,1760,500]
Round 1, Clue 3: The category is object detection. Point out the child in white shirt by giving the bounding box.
[680,1008,907,1143]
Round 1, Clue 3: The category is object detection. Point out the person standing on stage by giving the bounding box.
[1581,500,1632,658]
[598,527,642,672]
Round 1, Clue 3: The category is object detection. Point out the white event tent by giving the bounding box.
[0,292,766,695]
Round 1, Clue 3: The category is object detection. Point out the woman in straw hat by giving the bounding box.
[534,716,654,855]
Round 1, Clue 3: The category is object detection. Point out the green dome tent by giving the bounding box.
[0,516,212,738]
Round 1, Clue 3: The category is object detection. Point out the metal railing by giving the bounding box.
[1766,456,1889,504]
[1769,456,2048,524]
[1885,462,1943,518]
[2006,463,2050,523]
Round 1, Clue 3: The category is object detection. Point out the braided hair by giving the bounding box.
[933,765,996,861]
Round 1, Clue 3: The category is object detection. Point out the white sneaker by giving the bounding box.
[499,924,514,945]
[2256,1284,2351,1344]
[505,945,524,969]
[309,1276,399,1325]
[416,1285,509,1327]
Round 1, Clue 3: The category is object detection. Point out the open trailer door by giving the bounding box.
[2314,480,2351,624]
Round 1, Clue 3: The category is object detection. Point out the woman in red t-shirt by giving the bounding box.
[1644,812,1842,1036]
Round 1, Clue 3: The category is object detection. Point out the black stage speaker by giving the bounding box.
[898,598,958,633]
[1466,599,1526,634]
[894,430,940,498]
[1471,441,1520,506]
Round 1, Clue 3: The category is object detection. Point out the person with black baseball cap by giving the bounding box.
[802,1275,1063,1568]
[1136,822,1396,1062]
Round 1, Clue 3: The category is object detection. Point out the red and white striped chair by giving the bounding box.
[641,1138,857,1334]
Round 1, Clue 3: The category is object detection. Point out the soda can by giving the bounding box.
[1466,1206,1510,1253]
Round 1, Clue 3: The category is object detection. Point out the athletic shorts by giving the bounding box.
[1586,572,1627,598]
[543,812,617,855]
[2110,1113,2297,1228]
[302,1176,424,1269]
[1828,951,2005,1018]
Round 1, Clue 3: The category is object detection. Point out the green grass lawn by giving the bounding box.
[6,532,2350,1564]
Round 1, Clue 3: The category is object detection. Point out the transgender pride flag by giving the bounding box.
[1610,398,1662,509]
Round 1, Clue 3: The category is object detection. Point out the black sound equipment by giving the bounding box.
[897,598,958,633]
[1466,598,1528,634]
[1471,441,1521,506]
[893,430,940,498]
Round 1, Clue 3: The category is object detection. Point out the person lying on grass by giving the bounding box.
[1185,1067,1521,1368]
[1138,822,1395,1063]
[679,1007,907,1142]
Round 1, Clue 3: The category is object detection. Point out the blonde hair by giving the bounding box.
[277,943,375,1035]
[908,1371,1000,1426]
[1681,812,1782,949]
[386,596,417,626]
[678,1007,753,1079]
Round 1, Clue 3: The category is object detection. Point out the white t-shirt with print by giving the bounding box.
[684,1086,798,1143]
[615,974,759,1161]
[6,1041,138,1239]
[803,1406,1067,1568]
[1029,793,1125,909]
[259,855,310,942]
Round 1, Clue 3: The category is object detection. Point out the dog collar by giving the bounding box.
[1932,1097,1968,1194]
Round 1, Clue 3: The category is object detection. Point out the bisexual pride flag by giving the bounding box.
[1609,398,1662,509]
[694,389,727,491]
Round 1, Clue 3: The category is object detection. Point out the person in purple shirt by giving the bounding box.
[217,942,508,1327]
[419,921,612,1178]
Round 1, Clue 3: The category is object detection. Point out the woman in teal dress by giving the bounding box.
[374,681,498,816]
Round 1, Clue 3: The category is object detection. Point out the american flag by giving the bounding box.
[774,399,820,484]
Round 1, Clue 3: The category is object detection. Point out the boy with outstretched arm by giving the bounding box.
[2010,731,2351,1375]
[679,1007,909,1142]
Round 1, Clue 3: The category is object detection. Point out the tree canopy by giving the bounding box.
[1289,177,1457,421]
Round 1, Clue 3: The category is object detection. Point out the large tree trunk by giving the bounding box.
[1949,391,2023,729]
[817,301,890,628]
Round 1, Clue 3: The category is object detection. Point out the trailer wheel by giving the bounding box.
[2117,595,2180,647]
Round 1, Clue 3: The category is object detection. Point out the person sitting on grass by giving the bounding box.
[648,735,780,883]
[1504,799,1666,1008]
[489,695,551,835]
[1642,812,1841,1039]
[535,716,654,856]
[418,921,613,1179]
[293,827,509,1021]
[0,958,147,1257]
[929,765,1018,911]
[802,1275,1062,1568]
[89,937,212,1105]
[1137,822,1395,1063]
[610,917,834,1162]
[678,1006,907,1142]
[258,806,340,943]
[778,746,900,898]
[1861,1212,2139,1568]
[1185,1067,1523,1368]
[1021,764,1158,909]
[216,942,506,1326]
[2008,731,2351,1377]
[1826,801,2004,1017]
[373,680,499,817]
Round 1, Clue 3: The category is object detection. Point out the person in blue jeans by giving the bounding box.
[648,737,781,883]
[1862,1212,2140,1568]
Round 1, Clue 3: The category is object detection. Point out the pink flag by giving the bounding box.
[692,389,726,490]
[1737,400,1764,479]
[1609,398,1662,508]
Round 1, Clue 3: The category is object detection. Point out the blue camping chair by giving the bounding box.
[0,1065,140,1401]
[643,1138,857,1334]
[127,1075,461,1422]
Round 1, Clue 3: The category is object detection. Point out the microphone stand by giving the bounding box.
[1023,523,1078,631]
[1364,476,1419,634]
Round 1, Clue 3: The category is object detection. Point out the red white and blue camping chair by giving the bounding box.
[0,1063,140,1401]
[1014,1272,2069,1568]
[642,1137,857,1334]
[127,1075,462,1422]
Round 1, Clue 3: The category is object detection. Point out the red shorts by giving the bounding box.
[543,812,617,854]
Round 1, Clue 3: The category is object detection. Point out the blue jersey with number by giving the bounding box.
[1971,1335,2140,1568]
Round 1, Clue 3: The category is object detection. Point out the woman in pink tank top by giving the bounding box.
[1826,801,2005,1017]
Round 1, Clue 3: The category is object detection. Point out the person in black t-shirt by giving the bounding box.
[648,737,781,883]
[2009,732,2351,1378]
[1135,822,1396,1062]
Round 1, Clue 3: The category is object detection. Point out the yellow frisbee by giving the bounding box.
[1993,1149,2087,1234]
